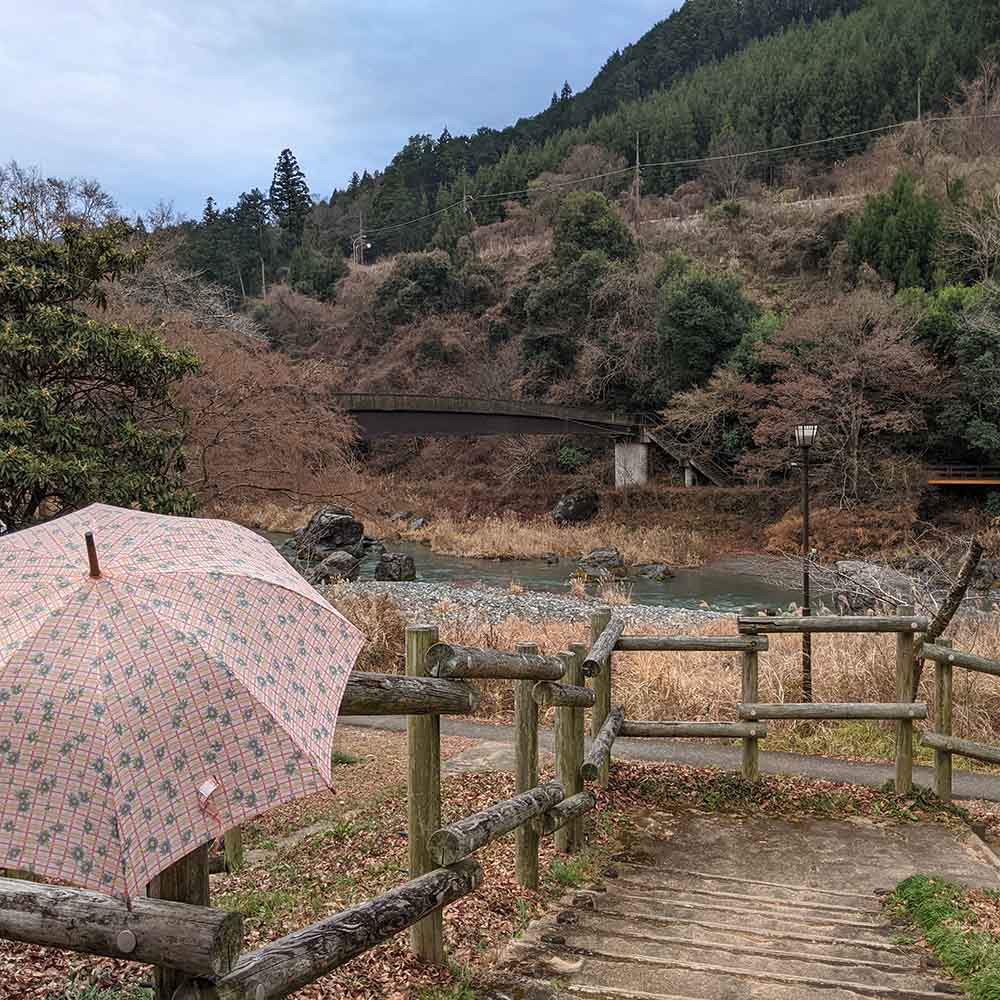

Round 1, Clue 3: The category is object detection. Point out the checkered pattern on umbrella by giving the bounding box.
[0,504,364,897]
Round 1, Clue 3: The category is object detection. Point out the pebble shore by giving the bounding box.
[340,579,727,627]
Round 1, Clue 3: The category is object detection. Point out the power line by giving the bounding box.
[358,111,1000,245]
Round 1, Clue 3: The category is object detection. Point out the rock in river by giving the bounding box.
[552,488,599,526]
[579,547,626,579]
[636,563,674,581]
[309,550,361,584]
[375,552,417,581]
[298,506,364,559]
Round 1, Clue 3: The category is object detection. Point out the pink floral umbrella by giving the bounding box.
[0,504,363,898]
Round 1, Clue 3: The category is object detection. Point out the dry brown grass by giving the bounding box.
[332,589,1000,751]
[367,511,712,566]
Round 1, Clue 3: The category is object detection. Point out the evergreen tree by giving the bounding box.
[560,80,574,102]
[269,148,312,242]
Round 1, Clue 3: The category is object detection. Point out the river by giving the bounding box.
[268,534,804,613]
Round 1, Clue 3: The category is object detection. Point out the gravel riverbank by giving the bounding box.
[338,579,727,627]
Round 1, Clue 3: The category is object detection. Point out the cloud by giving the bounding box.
[1,0,675,215]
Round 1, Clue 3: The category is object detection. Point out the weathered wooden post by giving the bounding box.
[934,638,954,802]
[406,624,445,965]
[223,828,244,873]
[589,608,613,787]
[741,606,760,781]
[895,606,916,795]
[554,647,585,854]
[148,843,211,1000]
[514,641,541,889]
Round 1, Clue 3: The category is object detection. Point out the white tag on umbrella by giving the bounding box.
[197,778,219,805]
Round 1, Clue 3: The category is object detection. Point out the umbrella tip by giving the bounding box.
[85,531,101,579]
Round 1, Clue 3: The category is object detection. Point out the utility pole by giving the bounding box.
[917,78,922,123]
[353,211,367,266]
[631,130,642,232]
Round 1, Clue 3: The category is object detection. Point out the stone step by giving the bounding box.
[543,949,956,1000]
[607,876,885,920]
[608,863,883,911]
[580,888,892,938]
[541,926,936,992]
[567,909,924,970]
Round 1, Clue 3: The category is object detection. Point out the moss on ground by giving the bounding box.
[891,875,1000,1000]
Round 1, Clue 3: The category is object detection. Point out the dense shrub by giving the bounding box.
[848,171,941,290]
[553,192,637,268]
[287,245,348,302]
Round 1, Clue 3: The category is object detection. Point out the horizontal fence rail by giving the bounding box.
[176,862,483,1000]
[426,643,566,681]
[922,732,1000,766]
[533,681,596,708]
[342,672,479,716]
[429,782,565,866]
[0,877,244,977]
[581,706,624,780]
[582,619,624,676]
[737,614,928,634]
[921,642,1000,678]
[537,792,597,837]
[616,635,769,652]
[621,721,769,739]
[739,702,928,721]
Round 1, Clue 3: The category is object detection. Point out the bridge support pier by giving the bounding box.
[614,441,649,489]
[684,463,697,488]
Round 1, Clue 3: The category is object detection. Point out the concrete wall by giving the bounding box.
[614,441,649,489]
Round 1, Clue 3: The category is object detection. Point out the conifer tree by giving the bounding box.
[560,80,574,102]
[269,148,312,242]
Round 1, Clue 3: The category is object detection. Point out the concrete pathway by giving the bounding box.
[493,812,1000,999]
[342,716,1000,801]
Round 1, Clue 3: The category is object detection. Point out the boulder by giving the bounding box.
[298,506,364,559]
[636,563,673,581]
[374,552,417,582]
[541,552,560,565]
[309,550,361,584]
[409,516,431,530]
[579,547,626,579]
[834,560,914,614]
[552,489,599,526]
[389,511,414,522]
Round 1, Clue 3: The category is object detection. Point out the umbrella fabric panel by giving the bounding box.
[0,587,126,892]
[1,582,332,897]
[117,572,363,774]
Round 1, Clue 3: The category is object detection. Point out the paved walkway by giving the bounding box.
[494,812,1000,999]
[343,716,1000,801]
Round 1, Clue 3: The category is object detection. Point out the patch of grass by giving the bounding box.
[47,988,151,1000]
[890,875,1000,999]
[214,886,301,927]
[549,856,588,887]
[331,750,359,766]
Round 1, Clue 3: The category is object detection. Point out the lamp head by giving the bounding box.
[794,423,819,449]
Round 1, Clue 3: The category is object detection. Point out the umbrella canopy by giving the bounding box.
[0,504,363,897]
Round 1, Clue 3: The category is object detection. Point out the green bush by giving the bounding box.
[553,191,637,268]
[985,492,1000,517]
[848,171,941,290]
[287,245,348,302]
[557,443,592,471]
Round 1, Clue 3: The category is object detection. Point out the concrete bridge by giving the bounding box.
[333,393,733,487]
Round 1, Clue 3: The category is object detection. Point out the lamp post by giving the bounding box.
[795,423,819,702]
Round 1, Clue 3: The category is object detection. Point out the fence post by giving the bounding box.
[515,641,540,889]
[570,642,588,848]
[555,650,584,854]
[934,638,954,803]
[406,624,445,966]
[223,828,244,873]
[895,605,916,795]
[741,606,760,782]
[148,843,210,1000]
[590,608,613,787]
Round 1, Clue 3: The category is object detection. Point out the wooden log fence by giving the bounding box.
[739,703,927,721]
[0,875,243,977]
[737,613,928,634]
[589,609,613,786]
[581,705,624,781]
[536,791,597,837]
[175,861,483,1000]
[425,643,565,681]
[429,781,565,866]
[13,605,1000,1000]
[621,720,769,739]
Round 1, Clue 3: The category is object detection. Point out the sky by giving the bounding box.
[2,0,677,219]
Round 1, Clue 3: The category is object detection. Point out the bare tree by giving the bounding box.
[941,188,1000,283]
[702,127,749,201]
[0,160,118,238]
